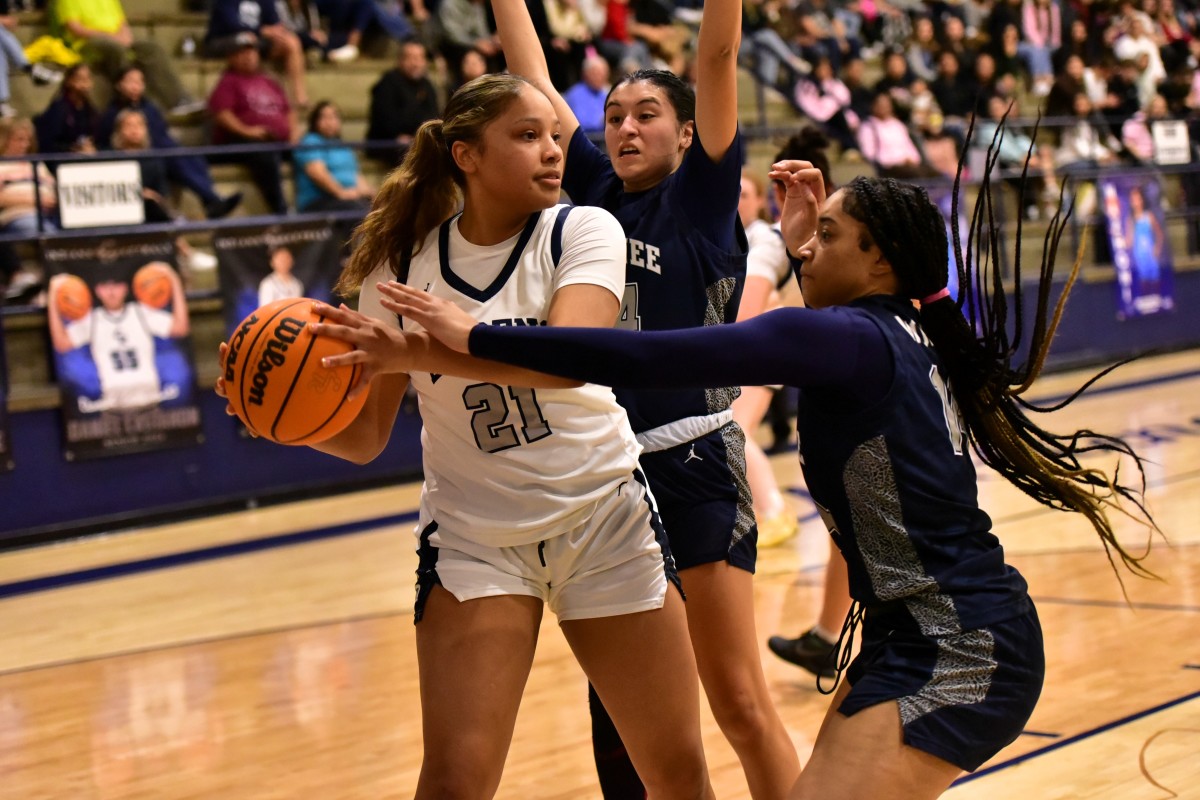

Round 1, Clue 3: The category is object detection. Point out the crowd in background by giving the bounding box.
[3,0,1200,300]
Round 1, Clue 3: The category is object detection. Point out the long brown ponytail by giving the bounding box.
[336,73,535,296]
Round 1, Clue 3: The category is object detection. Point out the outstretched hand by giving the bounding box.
[309,302,414,400]
[768,159,826,258]
[377,282,479,354]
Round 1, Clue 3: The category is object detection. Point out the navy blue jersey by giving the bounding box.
[563,128,748,434]
[468,295,1032,632]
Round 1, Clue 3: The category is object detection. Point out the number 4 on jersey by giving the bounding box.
[618,283,641,331]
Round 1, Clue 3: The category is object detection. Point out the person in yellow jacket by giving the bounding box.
[53,0,202,114]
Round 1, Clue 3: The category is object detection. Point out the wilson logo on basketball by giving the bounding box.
[223,313,258,382]
[247,316,306,406]
[221,298,368,445]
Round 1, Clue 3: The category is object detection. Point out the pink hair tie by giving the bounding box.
[921,288,950,305]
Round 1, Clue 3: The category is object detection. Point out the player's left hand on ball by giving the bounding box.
[216,342,258,436]
[379,281,478,354]
[309,302,412,398]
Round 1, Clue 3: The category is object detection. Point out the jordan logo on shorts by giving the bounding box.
[685,444,703,463]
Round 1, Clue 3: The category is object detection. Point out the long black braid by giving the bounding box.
[839,117,1159,582]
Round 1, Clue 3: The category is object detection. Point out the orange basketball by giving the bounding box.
[132,262,175,309]
[54,274,92,321]
[221,298,369,445]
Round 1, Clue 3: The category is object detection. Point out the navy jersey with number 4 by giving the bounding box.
[563,128,748,433]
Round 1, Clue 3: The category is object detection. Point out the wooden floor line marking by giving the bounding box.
[0,511,419,601]
[952,690,1200,786]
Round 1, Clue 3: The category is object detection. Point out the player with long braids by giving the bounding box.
[373,139,1159,797]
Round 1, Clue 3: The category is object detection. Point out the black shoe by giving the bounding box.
[205,192,243,219]
[767,629,838,678]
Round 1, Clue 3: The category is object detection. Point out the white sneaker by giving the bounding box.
[0,102,16,118]
[327,44,360,63]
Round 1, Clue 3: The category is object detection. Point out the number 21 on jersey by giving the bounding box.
[463,383,553,453]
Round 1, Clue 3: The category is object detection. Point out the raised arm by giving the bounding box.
[490,0,581,146]
[693,0,742,162]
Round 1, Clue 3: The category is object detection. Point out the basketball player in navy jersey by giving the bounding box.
[381,155,1159,798]
[223,74,715,799]
[489,0,801,795]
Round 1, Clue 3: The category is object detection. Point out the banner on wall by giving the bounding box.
[44,235,203,461]
[1099,176,1176,319]
[0,318,13,472]
[213,222,341,334]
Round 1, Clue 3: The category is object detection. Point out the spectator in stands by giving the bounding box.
[366,38,440,167]
[107,108,171,222]
[53,0,203,115]
[975,94,1060,219]
[596,0,653,74]
[207,33,295,215]
[1020,0,1060,97]
[0,116,57,234]
[841,56,875,122]
[965,52,1015,114]
[277,0,399,64]
[1121,92,1172,162]
[905,16,938,82]
[0,10,60,118]
[856,91,940,178]
[527,0,595,90]
[34,63,98,157]
[794,55,860,156]
[937,14,975,73]
[562,52,609,134]
[1154,0,1196,73]
[438,0,503,81]
[1045,53,1085,118]
[206,0,309,109]
[793,0,861,72]
[992,25,1030,92]
[930,50,974,125]
[1103,57,1145,132]
[1113,13,1168,107]
[448,47,488,96]
[873,48,914,122]
[1054,18,1095,69]
[294,100,373,213]
[96,65,241,219]
[1054,92,1122,177]
[741,0,812,96]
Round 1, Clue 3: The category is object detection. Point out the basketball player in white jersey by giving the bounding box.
[219,74,713,799]
[257,245,304,306]
[48,269,189,412]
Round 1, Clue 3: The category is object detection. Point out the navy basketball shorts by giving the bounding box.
[839,607,1045,772]
[638,423,757,573]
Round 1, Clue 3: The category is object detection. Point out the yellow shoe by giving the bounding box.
[757,510,799,549]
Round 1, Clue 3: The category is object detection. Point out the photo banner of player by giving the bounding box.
[213,221,341,334]
[0,318,13,472]
[1099,175,1177,319]
[44,235,203,461]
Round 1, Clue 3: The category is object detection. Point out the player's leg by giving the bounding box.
[681,560,802,798]
[790,681,962,800]
[562,589,714,800]
[414,586,542,799]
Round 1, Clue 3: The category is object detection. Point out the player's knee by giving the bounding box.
[636,740,710,800]
[418,745,504,800]
[708,687,772,746]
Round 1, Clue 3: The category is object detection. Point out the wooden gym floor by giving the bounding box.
[1,350,1198,799]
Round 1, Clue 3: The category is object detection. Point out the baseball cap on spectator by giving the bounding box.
[234,31,258,49]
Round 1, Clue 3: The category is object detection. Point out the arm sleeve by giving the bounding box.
[469,305,892,392]
[563,127,615,205]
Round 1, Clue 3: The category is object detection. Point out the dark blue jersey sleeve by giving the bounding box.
[469,306,893,398]
[670,130,744,252]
